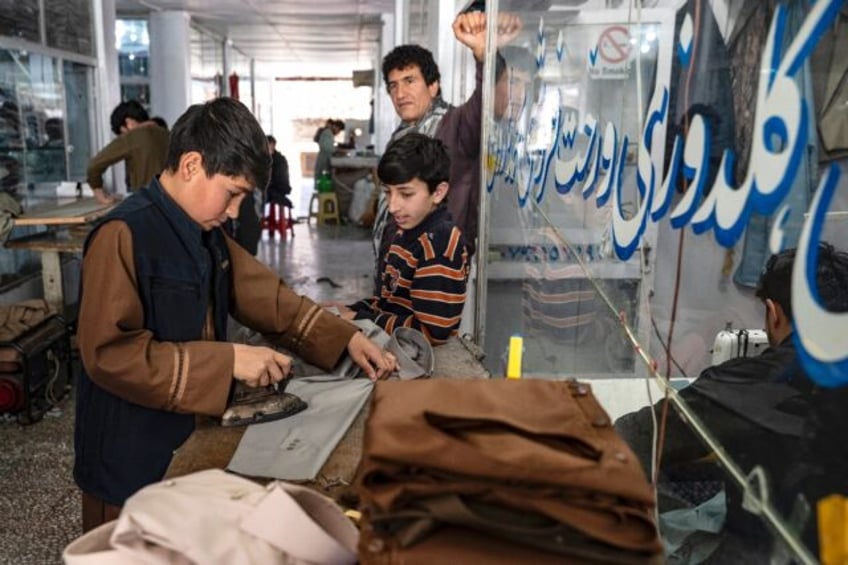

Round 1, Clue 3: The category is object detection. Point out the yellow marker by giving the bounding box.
[818,494,848,565]
[506,335,523,379]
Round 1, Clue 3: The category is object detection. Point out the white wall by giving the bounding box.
[92,0,122,193]
[149,11,192,129]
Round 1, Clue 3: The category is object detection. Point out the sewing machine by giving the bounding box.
[711,329,769,365]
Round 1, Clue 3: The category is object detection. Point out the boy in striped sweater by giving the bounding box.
[333,133,469,345]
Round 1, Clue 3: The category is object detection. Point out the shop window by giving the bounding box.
[0,2,40,43]
[44,0,94,56]
[116,19,150,108]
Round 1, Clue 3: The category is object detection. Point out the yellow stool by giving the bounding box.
[307,192,320,224]
[309,192,340,225]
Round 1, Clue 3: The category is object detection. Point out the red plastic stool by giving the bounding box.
[261,202,295,238]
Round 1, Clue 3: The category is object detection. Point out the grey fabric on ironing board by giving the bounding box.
[227,376,373,481]
[231,316,390,379]
[290,318,390,379]
[386,327,434,380]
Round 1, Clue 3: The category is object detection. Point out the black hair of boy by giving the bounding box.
[381,45,441,87]
[756,242,848,319]
[151,116,168,130]
[377,132,451,194]
[165,97,270,192]
[110,100,149,135]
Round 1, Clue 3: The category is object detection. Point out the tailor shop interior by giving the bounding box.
[1,0,847,563]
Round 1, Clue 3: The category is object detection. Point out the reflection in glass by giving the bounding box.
[120,84,150,107]
[116,19,150,78]
[483,14,662,380]
[63,60,93,181]
[0,48,95,284]
[1,50,62,193]
[117,19,150,112]
[0,2,40,43]
[44,0,94,56]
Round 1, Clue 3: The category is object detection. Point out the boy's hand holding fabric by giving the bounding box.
[347,331,397,380]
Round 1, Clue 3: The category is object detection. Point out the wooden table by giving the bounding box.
[165,336,490,499]
[5,198,114,310]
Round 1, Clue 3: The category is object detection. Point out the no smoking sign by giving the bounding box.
[588,25,633,79]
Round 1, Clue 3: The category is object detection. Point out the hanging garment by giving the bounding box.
[663,0,736,195]
[811,5,848,160]
[733,0,818,286]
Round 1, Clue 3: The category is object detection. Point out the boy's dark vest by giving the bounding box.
[74,181,232,505]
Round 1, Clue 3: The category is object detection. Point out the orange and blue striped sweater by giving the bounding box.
[350,206,469,345]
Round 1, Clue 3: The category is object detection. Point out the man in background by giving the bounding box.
[266,135,293,210]
[86,100,169,205]
[494,45,537,124]
[314,119,344,187]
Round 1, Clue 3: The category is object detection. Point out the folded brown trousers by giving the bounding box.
[356,379,662,563]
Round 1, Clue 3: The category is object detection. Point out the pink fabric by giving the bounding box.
[63,469,357,565]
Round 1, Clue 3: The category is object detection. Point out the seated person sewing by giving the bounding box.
[74,97,396,533]
[327,133,469,345]
[615,242,848,557]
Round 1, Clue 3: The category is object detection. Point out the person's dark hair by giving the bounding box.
[756,242,848,319]
[165,98,270,191]
[151,116,168,130]
[267,134,277,145]
[332,120,345,132]
[497,45,540,106]
[110,100,149,135]
[1,101,21,131]
[382,45,441,87]
[44,117,63,141]
[378,132,450,194]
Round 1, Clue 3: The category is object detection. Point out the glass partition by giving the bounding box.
[63,60,93,181]
[481,1,848,563]
[45,0,94,56]
[0,47,95,285]
[0,49,63,193]
[483,8,673,379]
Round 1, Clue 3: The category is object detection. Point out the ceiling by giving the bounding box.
[115,0,403,74]
[112,0,636,77]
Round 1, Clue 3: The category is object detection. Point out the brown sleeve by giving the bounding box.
[86,135,132,189]
[77,221,234,416]
[224,235,358,371]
